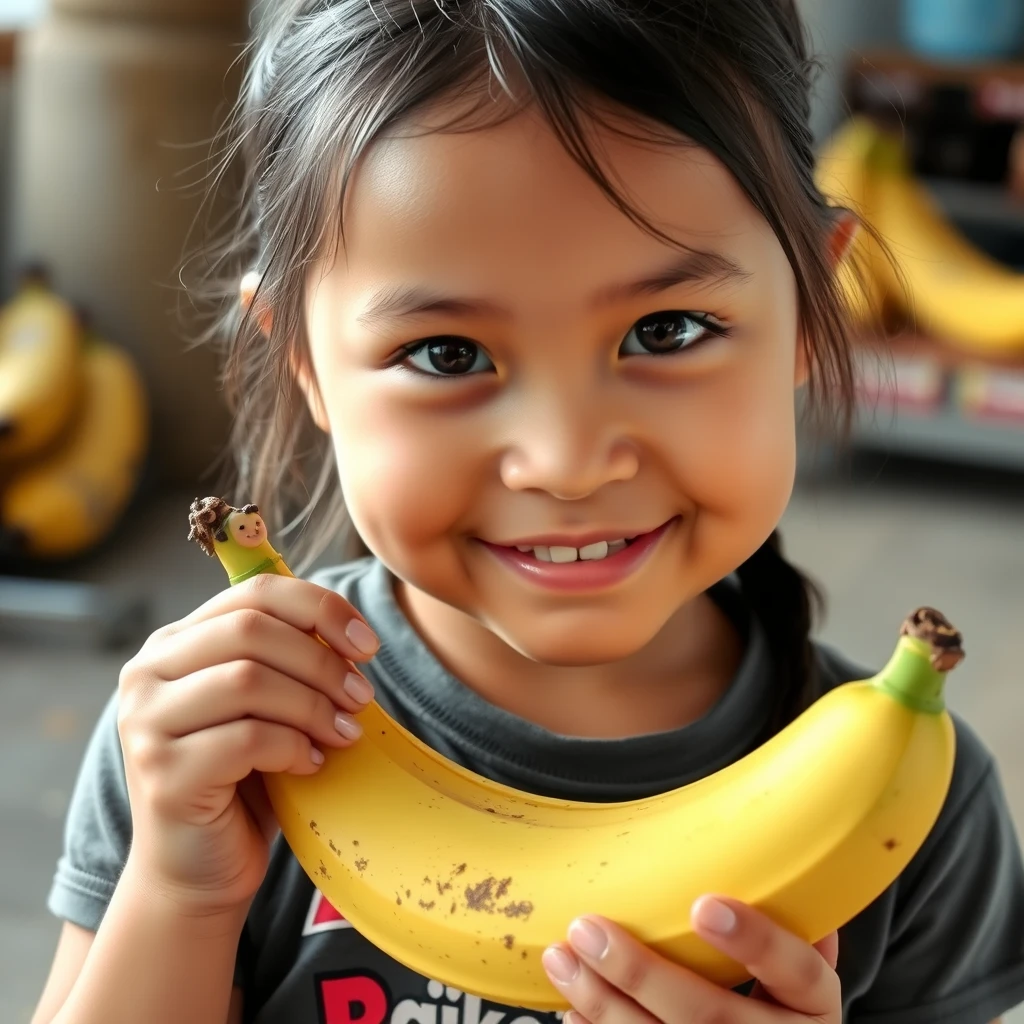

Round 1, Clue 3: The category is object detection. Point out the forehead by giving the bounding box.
[332,101,777,289]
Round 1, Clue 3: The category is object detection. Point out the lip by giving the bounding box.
[479,517,679,593]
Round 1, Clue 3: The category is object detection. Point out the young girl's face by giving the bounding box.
[299,100,806,666]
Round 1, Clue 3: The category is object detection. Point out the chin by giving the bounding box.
[488,619,659,668]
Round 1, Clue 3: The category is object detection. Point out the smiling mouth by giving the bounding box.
[506,536,636,564]
[491,519,679,565]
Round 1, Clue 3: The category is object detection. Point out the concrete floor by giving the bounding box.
[3,457,1024,1022]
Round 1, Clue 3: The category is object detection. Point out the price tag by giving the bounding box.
[856,352,946,411]
[957,367,1024,422]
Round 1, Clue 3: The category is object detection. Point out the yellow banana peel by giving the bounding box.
[818,116,1024,355]
[0,333,148,559]
[0,272,82,463]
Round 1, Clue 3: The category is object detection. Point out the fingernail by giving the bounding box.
[542,946,579,985]
[335,711,363,740]
[311,747,325,764]
[694,897,736,935]
[345,618,379,655]
[568,917,608,959]
[343,671,375,705]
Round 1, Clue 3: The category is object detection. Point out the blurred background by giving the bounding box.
[1,0,1024,1020]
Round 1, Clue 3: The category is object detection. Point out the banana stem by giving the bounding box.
[873,608,965,714]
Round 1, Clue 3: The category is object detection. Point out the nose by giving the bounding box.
[499,382,639,500]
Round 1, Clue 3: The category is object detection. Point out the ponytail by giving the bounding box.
[734,530,824,734]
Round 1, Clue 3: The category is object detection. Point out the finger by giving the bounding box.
[562,1014,592,1024]
[167,719,326,797]
[172,573,379,663]
[541,943,658,1024]
[150,660,368,744]
[558,916,775,1024]
[751,931,840,1005]
[692,897,841,1016]
[151,609,372,713]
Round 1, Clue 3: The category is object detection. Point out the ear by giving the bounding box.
[795,209,862,389]
[241,271,331,434]
[827,207,860,270]
[290,349,331,434]
[240,270,274,336]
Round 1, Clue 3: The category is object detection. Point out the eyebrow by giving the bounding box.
[355,248,751,329]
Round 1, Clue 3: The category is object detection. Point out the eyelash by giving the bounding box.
[393,311,732,380]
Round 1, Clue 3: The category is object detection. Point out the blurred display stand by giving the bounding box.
[820,48,1024,473]
[8,0,248,487]
[0,0,249,645]
[0,575,150,650]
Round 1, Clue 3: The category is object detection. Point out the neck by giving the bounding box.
[213,539,282,583]
[395,583,741,738]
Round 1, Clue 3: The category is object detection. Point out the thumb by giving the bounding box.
[238,771,282,845]
[813,930,840,971]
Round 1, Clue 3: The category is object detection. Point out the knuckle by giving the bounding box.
[309,689,335,727]
[137,621,177,653]
[293,728,313,760]
[318,587,351,625]
[234,717,267,753]
[123,730,169,774]
[743,927,774,970]
[692,1008,735,1024]
[576,988,611,1024]
[239,571,277,598]
[794,951,827,992]
[225,659,266,696]
[233,607,272,640]
[314,637,340,678]
[117,657,139,694]
[613,954,651,996]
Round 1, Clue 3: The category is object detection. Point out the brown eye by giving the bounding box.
[620,312,725,356]
[405,338,494,377]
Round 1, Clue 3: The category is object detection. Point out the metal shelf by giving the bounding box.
[923,178,1024,236]
[851,400,1024,470]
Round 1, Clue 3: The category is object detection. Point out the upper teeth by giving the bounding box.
[515,540,628,562]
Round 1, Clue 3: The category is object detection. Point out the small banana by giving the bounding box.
[191,498,961,1012]
[0,269,82,464]
[867,133,1024,354]
[0,333,148,559]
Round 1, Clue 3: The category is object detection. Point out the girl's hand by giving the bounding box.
[542,897,841,1024]
[115,574,380,915]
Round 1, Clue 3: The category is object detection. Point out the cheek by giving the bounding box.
[665,340,798,533]
[327,385,481,554]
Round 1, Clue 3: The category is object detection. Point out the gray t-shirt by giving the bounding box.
[47,557,1024,1023]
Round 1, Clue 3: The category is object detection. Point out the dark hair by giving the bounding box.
[195,0,859,727]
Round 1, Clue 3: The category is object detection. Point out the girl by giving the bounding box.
[31,1,1024,1022]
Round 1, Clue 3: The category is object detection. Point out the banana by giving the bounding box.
[189,497,961,1012]
[0,270,82,463]
[814,116,887,328]
[817,117,1024,353]
[0,333,148,559]
[866,133,1024,354]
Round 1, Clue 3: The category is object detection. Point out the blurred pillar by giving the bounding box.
[52,0,248,28]
[9,4,248,486]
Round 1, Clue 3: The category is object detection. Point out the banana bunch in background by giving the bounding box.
[816,116,1024,356]
[0,269,148,560]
